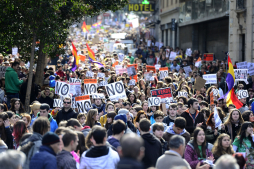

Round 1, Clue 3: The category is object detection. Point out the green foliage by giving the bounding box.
[0,0,128,57]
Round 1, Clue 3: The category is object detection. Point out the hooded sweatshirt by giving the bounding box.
[107,136,120,149]
[141,133,162,168]
[30,113,58,132]
[163,125,191,149]
[80,146,119,169]
[5,67,23,93]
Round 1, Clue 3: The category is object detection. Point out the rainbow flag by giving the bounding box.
[71,43,79,72]
[86,43,104,68]
[219,56,243,109]
[81,21,88,33]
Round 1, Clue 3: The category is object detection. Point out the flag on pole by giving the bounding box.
[195,57,202,67]
[71,42,79,72]
[86,43,104,68]
[214,106,222,128]
[218,55,243,109]
[81,21,88,33]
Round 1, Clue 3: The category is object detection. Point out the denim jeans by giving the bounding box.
[7,93,19,109]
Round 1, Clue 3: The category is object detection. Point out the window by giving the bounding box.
[167,0,169,7]
[176,0,177,4]
[171,0,173,5]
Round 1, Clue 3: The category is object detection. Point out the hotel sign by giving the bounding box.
[128,4,155,12]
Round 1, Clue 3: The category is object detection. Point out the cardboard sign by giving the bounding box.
[86,71,94,77]
[155,64,161,70]
[69,78,82,83]
[69,83,82,96]
[193,77,206,90]
[97,73,105,78]
[169,52,177,60]
[148,97,161,107]
[146,65,156,73]
[127,66,136,76]
[159,67,168,80]
[53,99,62,108]
[84,79,97,95]
[238,90,249,99]
[203,53,214,61]
[98,81,108,87]
[234,69,248,84]
[55,81,70,97]
[236,62,247,69]
[75,95,92,113]
[203,74,217,84]
[128,79,136,86]
[178,91,188,98]
[105,81,127,101]
[151,87,173,103]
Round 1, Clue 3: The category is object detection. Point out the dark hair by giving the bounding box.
[10,99,25,114]
[174,117,186,129]
[66,118,82,128]
[112,120,126,135]
[77,113,86,120]
[85,109,98,128]
[193,127,206,158]
[40,103,50,111]
[196,95,204,100]
[12,61,20,67]
[13,120,27,144]
[76,131,86,155]
[154,110,164,119]
[139,119,151,132]
[199,101,208,107]
[0,112,9,142]
[238,122,254,147]
[91,126,107,144]
[200,108,210,119]
[32,117,50,135]
[187,98,198,108]
[169,103,177,109]
[6,111,14,119]
[242,110,253,122]
[152,123,164,132]
[62,130,78,147]
[134,110,148,128]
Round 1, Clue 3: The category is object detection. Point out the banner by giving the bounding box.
[69,78,82,83]
[84,79,97,95]
[159,67,168,80]
[148,97,161,107]
[203,53,214,61]
[202,74,217,84]
[75,95,92,113]
[236,61,247,69]
[146,65,156,73]
[234,69,248,84]
[151,87,173,103]
[249,67,254,76]
[105,81,127,101]
[55,81,70,97]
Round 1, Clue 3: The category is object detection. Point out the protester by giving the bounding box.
[12,120,27,149]
[37,87,54,108]
[107,119,126,149]
[0,150,26,169]
[30,132,61,169]
[214,154,239,169]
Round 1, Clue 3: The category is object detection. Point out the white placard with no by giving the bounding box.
[55,81,70,97]
[203,74,217,84]
[105,81,127,101]
[148,97,161,107]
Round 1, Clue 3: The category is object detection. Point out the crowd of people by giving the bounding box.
[0,32,253,169]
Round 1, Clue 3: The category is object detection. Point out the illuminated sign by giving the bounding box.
[128,4,155,12]
[142,0,149,4]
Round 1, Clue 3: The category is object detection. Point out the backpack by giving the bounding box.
[242,141,254,169]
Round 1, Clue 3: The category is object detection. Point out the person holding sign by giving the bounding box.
[205,113,220,144]
[55,97,77,124]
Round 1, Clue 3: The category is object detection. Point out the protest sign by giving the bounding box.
[115,65,122,74]
[236,62,247,69]
[127,64,138,70]
[203,53,214,61]
[186,48,192,56]
[202,74,217,84]
[127,66,136,76]
[75,95,92,113]
[238,90,249,99]
[92,93,105,99]
[248,62,254,68]
[169,52,177,60]
[234,69,248,84]
[69,78,82,83]
[148,97,161,107]
[144,72,153,81]
[193,77,206,90]
[97,73,105,78]
[183,66,192,77]
[214,106,222,128]
[155,64,161,70]
[12,47,18,55]
[98,81,108,87]
[151,87,173,103]
[55,81,70,97]
[84,79,97,95]
[249,67,254,76]
[159,67,168,80]
[118,53,125,62]
[105,81,127,101]
[178,91,188,98]
[128,79,136,86]
[147,40,151,47]
[146,65,156,73]
[0,66,7,78]
[212,88,219,96]
[86,71,94,77]
[69,83,82,96]
[47,65,56,72]
[118,68,127,75]
[53,99,63,108]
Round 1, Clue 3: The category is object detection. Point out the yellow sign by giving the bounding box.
[125,24,130,27]
[128,4,155,12]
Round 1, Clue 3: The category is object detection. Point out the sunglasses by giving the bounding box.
[63,102,71,104]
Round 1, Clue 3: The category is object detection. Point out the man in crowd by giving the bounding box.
[30,132,61,169]
[80,126,120,169]
[37,87,54,108]
[181,98,206,134]
[163,103,178,126]
[30,103,58,132]
[56,130,79,169]
[5,61,25,108]
[55,65,66,80]
[0,150,26,169]
[55,97,77,124]
[107,119,126,149]
[117,133,145,169]
[88,96,106,115]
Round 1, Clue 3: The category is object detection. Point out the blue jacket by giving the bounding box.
[88,103,106,115]
[29,145,57,169]
[31,113,58,132]
[107,136,120,149]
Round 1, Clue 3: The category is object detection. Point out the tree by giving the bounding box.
[0,0,128,111]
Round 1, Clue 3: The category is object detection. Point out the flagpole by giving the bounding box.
[225,53,228,93]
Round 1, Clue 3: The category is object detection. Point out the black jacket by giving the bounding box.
[56,150,76,169]
[141,133,162,168]
[55,108,78,124]
[163,116,175,126]
[117,158,144,169]
[4,126,13,149]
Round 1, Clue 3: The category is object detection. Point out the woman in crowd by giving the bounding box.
[104,112,117,130]
[99,102,115,127]
[12,120,27,149]
[212,133,234,162]
[127,93,138,106]
[147,105,159,125]
[84,109,100,128]
[21,114,32,131]
[29,102,41,119]
[221,109,244,142]
[0,112,13,149]
[184,127,214,169]
[10,98,25,115]
[205,113,220,144]
[134,110,148,135]
[241,110,254,122]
